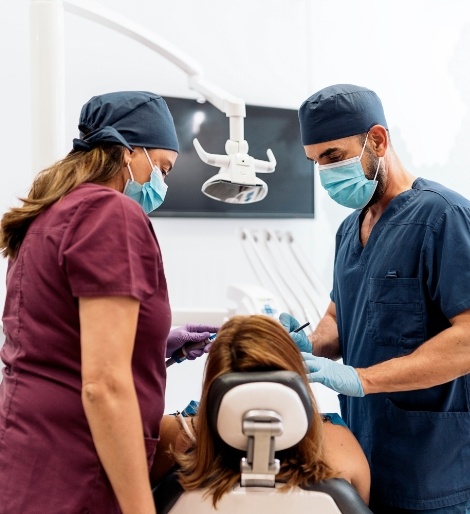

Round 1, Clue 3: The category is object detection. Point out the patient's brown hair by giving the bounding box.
[176,314,336,506]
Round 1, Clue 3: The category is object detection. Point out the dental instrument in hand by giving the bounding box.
[294,322,310,333]
[279,313,312,353]
[166,334,216,368]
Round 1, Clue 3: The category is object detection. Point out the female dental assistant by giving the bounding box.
[0,91,217,514]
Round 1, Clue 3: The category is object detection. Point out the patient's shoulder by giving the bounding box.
[321,413,370,505]
[321,412,348,427]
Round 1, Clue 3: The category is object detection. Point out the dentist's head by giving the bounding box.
[299,84,390,210]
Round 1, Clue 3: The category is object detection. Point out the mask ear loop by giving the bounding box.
[143,147,166,184]
[127,163,135,182]
[143,148,154,171]
[360,132,381,182]
[372,157,381,181]
[359,133,369,160]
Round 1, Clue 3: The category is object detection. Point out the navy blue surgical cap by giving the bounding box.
[73,91,179,153]
[299,84,388,145]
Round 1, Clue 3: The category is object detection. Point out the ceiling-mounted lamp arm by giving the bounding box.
[188,74,246,147]
[64,0,248,149]
[63,0,253,155]
[32,0,275,203]
[64,0,277,195]
[188,75,245,117]
[64,0,204,77]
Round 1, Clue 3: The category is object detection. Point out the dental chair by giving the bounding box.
[153,371,372,514]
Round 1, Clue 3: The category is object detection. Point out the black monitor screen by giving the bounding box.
[150,97,314,218]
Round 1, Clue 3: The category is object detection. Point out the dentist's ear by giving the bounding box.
[368,125,388,157]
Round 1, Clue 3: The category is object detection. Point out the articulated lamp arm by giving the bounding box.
[31,0,276,202]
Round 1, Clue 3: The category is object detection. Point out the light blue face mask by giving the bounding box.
[318,135,380,210]
[123,148,168,213]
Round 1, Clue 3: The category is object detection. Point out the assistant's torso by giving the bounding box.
[0,184,171,513]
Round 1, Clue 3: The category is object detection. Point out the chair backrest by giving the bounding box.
[153,371,372,514]
[207,370,312,487]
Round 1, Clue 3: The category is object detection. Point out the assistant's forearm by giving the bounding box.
[358,324,470,394]
[82,376,156,514]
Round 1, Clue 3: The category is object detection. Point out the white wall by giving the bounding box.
[2,0,470,413]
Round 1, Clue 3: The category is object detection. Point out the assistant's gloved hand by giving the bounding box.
[166,324,220,359]
[279,312,312,353]
[302,353,364,397]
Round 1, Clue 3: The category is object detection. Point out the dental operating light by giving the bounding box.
[30,0,276,203]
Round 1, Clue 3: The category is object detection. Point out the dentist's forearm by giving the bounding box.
[357,318,470,394]
[311,301,341,359]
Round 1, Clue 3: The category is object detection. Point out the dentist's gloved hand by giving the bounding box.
[279,312,312,353]
[302,353,364,397]
[166,324,220,359]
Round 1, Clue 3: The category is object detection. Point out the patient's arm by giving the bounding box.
[321,419,371,505]
[150,415,197,486]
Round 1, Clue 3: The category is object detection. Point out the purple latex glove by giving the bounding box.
[166,324,220,359]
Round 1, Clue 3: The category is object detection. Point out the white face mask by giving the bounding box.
[123,148,168,213]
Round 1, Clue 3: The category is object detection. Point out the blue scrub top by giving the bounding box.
[333,178,470,510]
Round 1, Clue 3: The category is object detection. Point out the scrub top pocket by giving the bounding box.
[367,277,424,348]
[372,398,470,508]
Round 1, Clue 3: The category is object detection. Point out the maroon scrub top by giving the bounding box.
[0,183,171,513]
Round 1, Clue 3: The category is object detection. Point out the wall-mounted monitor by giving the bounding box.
[150,96,314,219]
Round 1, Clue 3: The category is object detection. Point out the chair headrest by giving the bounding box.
[207,370,313,451]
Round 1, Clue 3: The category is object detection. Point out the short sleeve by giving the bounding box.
[426,205,470,319]
[60,190,162,301]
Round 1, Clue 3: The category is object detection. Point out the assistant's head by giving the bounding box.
[176,315,335,506]
[75,91,179,154]
[73,91,179,212]
[299,84,390,210]
[0,91,179,258]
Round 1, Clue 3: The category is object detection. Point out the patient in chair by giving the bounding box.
[152,315,370,506]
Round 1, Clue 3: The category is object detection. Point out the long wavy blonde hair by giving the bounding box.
[0,145,125,259]
[176,314,336,506]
